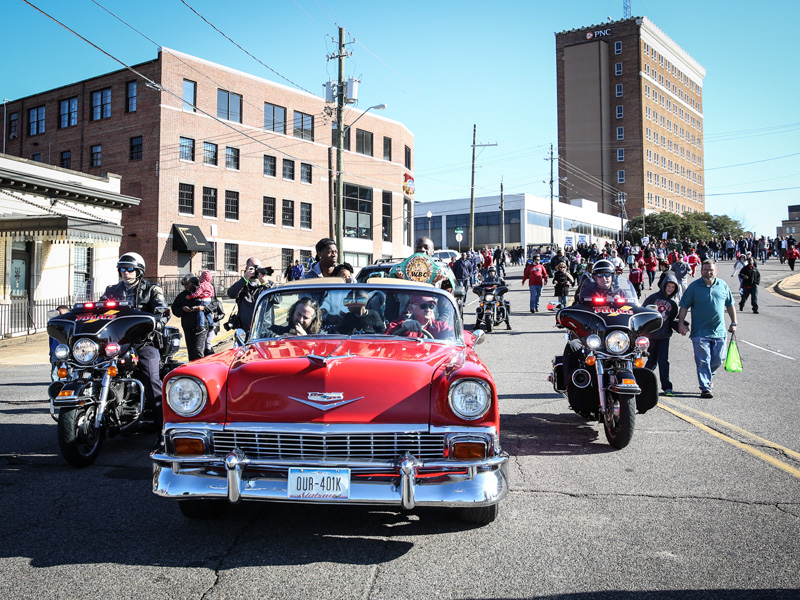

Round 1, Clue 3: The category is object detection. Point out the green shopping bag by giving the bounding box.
[724,333,743,373]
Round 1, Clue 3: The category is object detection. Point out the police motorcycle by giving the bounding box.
[473,270,511,332]
[547,260,662,449]
[47,298,181,468]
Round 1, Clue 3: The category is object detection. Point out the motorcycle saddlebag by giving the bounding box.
[633,367,659,414]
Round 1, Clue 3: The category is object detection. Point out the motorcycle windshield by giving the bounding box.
[47,305,155,345]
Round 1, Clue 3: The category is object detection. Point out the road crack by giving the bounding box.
[198,511,256,600]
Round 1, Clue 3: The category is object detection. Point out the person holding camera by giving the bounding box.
[227,257,274,336]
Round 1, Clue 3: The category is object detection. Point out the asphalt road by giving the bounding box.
[1,261,799,599]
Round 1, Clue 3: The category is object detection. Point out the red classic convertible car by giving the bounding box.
[152,278,508,524]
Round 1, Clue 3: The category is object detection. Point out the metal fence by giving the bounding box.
[0,296,74,339]
[153,274,243,304]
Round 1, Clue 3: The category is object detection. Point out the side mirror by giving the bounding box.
[234,328,247,347]
[472,329,486,346]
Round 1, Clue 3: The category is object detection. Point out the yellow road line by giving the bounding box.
[663,399,800,461]
[658,403,800,481]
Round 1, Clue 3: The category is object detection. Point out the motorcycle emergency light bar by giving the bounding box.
[73,301,130,311]
[592,296,605,304]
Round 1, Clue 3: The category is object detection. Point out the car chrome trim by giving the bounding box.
[220,422,431,434]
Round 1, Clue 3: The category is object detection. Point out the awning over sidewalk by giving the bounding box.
[172,224,211,252]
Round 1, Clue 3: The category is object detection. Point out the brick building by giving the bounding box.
[3,48,414,280]
[556,17,705,221]
[777,205,800,238]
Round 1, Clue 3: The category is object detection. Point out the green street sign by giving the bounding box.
[455,227,463,234]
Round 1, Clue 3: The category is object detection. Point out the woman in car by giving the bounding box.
[271,298,323,336]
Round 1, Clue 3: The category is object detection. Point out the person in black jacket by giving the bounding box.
[227,257,273,336]
[642,273,681,396]
[171,275,208,361]
[739,258,760,314]
[101,252,168,426]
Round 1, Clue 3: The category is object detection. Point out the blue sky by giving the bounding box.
[4,0,799,237]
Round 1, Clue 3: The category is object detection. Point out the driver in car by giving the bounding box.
[386,294,453,340]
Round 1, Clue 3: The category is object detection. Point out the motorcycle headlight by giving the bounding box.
[72,338,99,364]
[586,334,602,349]
[484,293,495,302]
[605,331,630,354]
[54,344,70,360]
[448,379,492,420]
[166,377,208,417]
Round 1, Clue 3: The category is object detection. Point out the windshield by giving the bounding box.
[575,275,640,305]
[250,283,462,343]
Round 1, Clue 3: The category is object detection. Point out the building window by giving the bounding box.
[73,246,93,301]
[126,81,137,113]
[615,84,623,97]
[405,145,412,170]
[217,89,242,123]
[202,187,217,217]
[332,123,350,150]
[91,88,111,121]
[383,137,392,161]
[31,152,42,162]
[201,244,216,271]
[617,148,624,162]
[300,249,312,265]
[404,197,411,246]
[59,98,78,129]
[300,202,312,229]
[224,243,239,272]
[616,126,624,140]
[29,106,46,135]
[614,41,622,54]
[90,144,102,167]
[60,150,71,169]
[225,190,239,220]
[263,196,276,225]
[178,183,194,214]
[293,111,313,140]
[282,199,295,227]
[344,183,372,240]
[300,163,312,184]
[614,62,622,76]
[203,142,217,166]
[129,136,142,160]
[382,190,392,242]
[283,159,295,180]
[183,80,197,112]
[263,155,276,177]
[617,170,625,184]
[180,137,195,161]
[616,105,623,119]
[356,129,373,156]
[8,112,19,139]
[226,147,240,170]
[282,248,294,274]
[264,102,286,133]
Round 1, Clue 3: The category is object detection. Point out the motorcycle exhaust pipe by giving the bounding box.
[571,368,592,389]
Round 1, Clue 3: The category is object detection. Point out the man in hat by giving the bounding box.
[386,293,453,340]
[338,289,386,335]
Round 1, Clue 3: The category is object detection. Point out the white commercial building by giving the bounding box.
[414,193,626,253]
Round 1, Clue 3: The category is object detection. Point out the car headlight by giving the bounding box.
[586,334,602,349]
[448,379,492,420]
[166,377,208,417]
[72,338,99,364]
[54,344,70,360]
[605,331,630,354]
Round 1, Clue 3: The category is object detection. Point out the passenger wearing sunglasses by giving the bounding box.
[386,294,453,340]
[338,290,386,335]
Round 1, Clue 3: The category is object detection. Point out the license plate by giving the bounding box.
[288,468,350,500]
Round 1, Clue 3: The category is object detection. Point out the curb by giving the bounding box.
[773,273,800,303]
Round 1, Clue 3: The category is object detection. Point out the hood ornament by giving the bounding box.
[288,392,362,411]
[307,352,355,366]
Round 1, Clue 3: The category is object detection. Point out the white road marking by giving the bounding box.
[740,339,795,360]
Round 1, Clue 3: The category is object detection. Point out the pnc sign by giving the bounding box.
[586,29,612,40]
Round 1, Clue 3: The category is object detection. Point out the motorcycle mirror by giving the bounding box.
[646,304,659,311]
[472,329,486,346]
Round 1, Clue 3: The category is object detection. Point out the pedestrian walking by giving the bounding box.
[522,255,548,312]
[677,260,738,398]
[738,258,760,314]
[787,245,800,271]
[552,262,574,307]
[643,274,681,397]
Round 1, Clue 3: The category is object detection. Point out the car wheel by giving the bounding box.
[456,504,499,525]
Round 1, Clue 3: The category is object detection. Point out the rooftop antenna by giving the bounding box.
[623,0,631,18]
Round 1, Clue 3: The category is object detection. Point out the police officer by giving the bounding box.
[101,252,168,428]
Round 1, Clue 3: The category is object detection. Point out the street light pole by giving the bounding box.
[427,210,432,242]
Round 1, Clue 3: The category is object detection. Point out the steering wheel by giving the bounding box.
[420,326,435,339]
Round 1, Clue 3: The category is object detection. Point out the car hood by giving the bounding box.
[225,338,459,424]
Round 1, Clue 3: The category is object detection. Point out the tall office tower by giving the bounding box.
[556,17,705,222]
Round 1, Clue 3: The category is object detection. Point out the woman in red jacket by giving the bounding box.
[522,255,548,312]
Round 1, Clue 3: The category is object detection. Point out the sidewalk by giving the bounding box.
[0,298,236,367]
[774,271,800,303]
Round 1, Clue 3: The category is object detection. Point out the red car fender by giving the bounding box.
[430,348,500,429]
[161,349,238,423]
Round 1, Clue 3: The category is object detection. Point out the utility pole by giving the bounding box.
[549,143,555,247]
[500,179,505,250]
[469,125,497,252]
[334,27,346,255]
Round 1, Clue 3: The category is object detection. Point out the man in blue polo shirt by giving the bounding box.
[677,259,738,398]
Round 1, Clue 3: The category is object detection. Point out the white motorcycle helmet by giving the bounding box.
[117,252,146,277]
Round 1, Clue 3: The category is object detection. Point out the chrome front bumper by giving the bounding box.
[151,425,509,510]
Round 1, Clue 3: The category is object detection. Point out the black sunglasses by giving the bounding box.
[416,302,437,310]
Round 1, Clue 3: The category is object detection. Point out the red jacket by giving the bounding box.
[523,263,548,286]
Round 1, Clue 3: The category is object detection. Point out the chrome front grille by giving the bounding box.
[212,431,446,461]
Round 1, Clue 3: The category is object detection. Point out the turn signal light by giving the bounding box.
[452,441,487,460]
[173,438,205,456]
[634,358,645,368]
[57,368,68,379]
[107,366,118,377]
[585,355,597,366]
